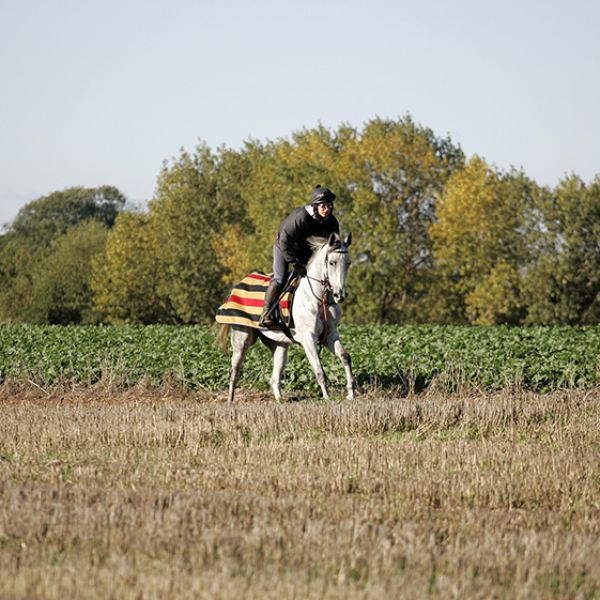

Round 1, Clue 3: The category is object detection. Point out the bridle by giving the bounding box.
[305,245,350,345]
[305,245,349,303]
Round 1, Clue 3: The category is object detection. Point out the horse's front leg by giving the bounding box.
[324,332,356,400]
[261,338,289,402]
[298,333,329,400]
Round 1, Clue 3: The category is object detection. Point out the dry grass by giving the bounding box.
[1,384,600,599]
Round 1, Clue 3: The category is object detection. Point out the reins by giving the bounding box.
[320,293,329,346]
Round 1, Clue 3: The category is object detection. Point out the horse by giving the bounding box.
[216,232,355,402]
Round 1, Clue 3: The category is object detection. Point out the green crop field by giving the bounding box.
[1,324,599,394]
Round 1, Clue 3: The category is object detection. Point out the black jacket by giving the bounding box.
[275,206,340,266]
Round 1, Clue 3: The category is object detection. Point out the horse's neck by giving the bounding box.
[297,253,326,299]
[306,251,326,284]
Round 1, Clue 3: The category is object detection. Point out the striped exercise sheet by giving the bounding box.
[215,272,294,328]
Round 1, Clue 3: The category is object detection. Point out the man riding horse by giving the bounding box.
[258,185,340,328]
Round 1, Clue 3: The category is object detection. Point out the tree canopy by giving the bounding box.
[2,117,600,327]
[0,186,126,324]
[429,156,535,325]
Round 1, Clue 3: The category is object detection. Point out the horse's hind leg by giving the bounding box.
[228,326,258,402]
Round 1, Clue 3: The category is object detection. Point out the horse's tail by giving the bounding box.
[215,324,231,356]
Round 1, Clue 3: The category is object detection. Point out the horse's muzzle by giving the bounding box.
[334,290,348,303]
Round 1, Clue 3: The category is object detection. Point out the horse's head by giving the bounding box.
[324,232,352,304]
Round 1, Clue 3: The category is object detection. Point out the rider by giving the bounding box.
[258,185,340,328]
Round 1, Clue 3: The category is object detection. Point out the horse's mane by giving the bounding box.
[306,235,329,253]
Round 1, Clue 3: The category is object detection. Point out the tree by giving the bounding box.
[92,145,256,325]
[31,220,110,324]
[8,186,126,246]
[91,210,172,324]
[337,116,465,324]
[0,186,126,324]
[429,157,534,325]
[0,234,45,323]
[201,117,464,325]
[151,145,250,323]
[523,175,600,325]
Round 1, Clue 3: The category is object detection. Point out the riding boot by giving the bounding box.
[258,281,283,328]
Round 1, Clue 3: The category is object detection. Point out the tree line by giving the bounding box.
[2,115,600,327]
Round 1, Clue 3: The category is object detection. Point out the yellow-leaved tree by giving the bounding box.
[429,156,534,325]
[92,210,171,324]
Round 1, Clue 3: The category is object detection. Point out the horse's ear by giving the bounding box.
[328,232,339,247]
[344,232,352,247]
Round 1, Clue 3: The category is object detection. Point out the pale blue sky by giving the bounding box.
[1,0,599,227]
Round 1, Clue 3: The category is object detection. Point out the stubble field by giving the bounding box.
[1,383,600,600]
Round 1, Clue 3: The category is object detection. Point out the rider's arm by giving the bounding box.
[277,209,307,264]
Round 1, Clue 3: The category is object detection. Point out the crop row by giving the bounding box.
[1,324,599,393]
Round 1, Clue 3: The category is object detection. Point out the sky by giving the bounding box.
[1,0,599,228]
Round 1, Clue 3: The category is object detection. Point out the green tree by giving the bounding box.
[0,186,126,324]
[523,174,600,325]
[30,220,110,324]
[9,185,125,246]
[92,145,255,324]
[150,144,251,324]
[0,235,45,323]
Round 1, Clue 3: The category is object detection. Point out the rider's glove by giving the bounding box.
[293,263,307,277]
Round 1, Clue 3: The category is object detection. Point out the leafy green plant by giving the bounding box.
[1,324,599,393]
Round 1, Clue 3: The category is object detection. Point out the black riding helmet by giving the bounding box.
[310,185,336,206]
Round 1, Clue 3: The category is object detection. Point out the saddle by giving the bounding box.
[215,272,297,329]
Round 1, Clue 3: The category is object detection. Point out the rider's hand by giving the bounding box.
[293,263,307,277]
